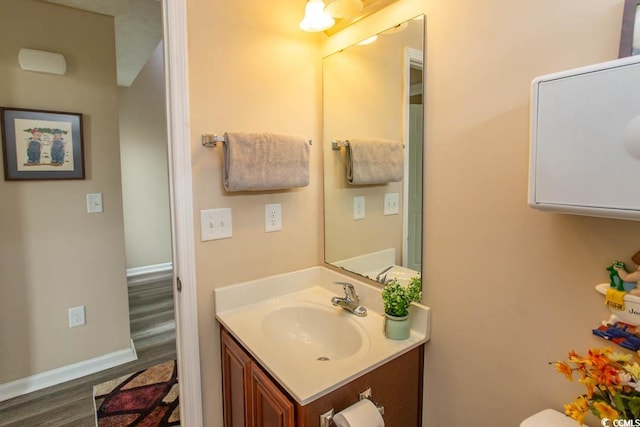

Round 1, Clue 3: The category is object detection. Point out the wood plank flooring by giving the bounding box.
[0,277,177,427]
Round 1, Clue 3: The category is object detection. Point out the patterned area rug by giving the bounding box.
[93,360,179,426]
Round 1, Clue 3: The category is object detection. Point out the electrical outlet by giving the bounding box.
[384,192,400,215]
[69,306,86,328]
[265,203,282,232]
[353,196,365,220]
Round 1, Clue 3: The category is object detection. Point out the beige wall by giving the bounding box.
[323,19,422,265]
[0,0,131,383]
[186,0,323,425]
[118,42,172,270]
[326,0,639,426]
[185,0,640,425]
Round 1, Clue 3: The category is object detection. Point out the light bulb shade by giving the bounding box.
[324,0,362,18]
[299,0,335,32]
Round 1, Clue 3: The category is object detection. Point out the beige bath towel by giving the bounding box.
[223,132,310,191]
[346,138,404,185]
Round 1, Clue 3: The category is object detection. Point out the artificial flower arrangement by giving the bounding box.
[553,347,640,424]
[381,276,422,317]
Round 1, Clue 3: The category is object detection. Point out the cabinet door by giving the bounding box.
[250,363,295,427]
[221,329,253,427]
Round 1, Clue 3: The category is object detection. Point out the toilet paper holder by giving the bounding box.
[319,388,384,427]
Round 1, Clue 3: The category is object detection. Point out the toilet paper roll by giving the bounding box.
[333,398,384,427]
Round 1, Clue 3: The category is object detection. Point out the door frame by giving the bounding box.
[402,47,424,269]
[162,0,203,425]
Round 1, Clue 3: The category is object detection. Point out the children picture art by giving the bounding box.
[0,107,84,180]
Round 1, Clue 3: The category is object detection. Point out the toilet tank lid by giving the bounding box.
[521,409,589,427]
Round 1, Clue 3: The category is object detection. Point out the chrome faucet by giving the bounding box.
[375,265,394,283]
[331,282,367,316]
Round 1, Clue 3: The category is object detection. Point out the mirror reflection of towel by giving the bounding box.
[223,132,309,192]
[346,138,403,185]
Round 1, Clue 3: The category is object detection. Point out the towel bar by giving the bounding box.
[331,139,349,150]
[202,133,312,148]
[201,134,225,147]
[332,139,404,150]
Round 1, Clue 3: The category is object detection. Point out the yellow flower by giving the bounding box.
[564,397,589,425]
[554,347,640,422]
[579,376,596,398]
[609,352,633,363]
[625,362,640,379]
[592,401,619,420]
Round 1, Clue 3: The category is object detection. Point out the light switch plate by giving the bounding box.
[353,196,365,220]
[87,193,103,213]
[384,192,400,215]
[201,208,232,241]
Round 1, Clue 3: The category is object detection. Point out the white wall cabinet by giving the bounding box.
[529,55,640,220]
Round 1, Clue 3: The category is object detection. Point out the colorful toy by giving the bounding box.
[613,250,640,296]
[607,261,627,291]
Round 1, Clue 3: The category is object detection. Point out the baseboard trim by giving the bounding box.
[127,262,173,286]
[0,339,137,402]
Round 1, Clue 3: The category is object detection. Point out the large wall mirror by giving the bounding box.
[323,15,424,285]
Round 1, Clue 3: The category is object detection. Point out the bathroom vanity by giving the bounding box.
[221,328,423,427]
[214,266,431,427]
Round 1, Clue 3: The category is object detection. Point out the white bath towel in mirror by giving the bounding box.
[346,138,403,185]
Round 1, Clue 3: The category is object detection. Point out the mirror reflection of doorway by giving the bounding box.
[405,48,424,272]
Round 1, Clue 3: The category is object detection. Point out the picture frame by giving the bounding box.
[619,0,640,57]
[1,107,84,180]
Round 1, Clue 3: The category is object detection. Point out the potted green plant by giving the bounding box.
[381,276,422,340]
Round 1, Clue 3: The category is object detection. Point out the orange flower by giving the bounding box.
[569,350,586,364]
[592,401,619,420]
[554,347,640,423]
[555,361,574,380]
[590,363,621,387]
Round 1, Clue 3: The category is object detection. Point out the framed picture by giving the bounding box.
[1,107,84,180]
[619,0,640,57]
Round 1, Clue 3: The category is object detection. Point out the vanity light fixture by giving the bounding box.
[300,0,335,32]
[18,48,67,75]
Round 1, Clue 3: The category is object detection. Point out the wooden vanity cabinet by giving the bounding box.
[221,327,423,427]
[221,329,294,427]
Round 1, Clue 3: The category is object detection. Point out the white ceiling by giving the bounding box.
[42,0,162,87]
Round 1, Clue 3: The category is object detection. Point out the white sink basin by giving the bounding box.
[262,305,368,361]
[214,266,430,405]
